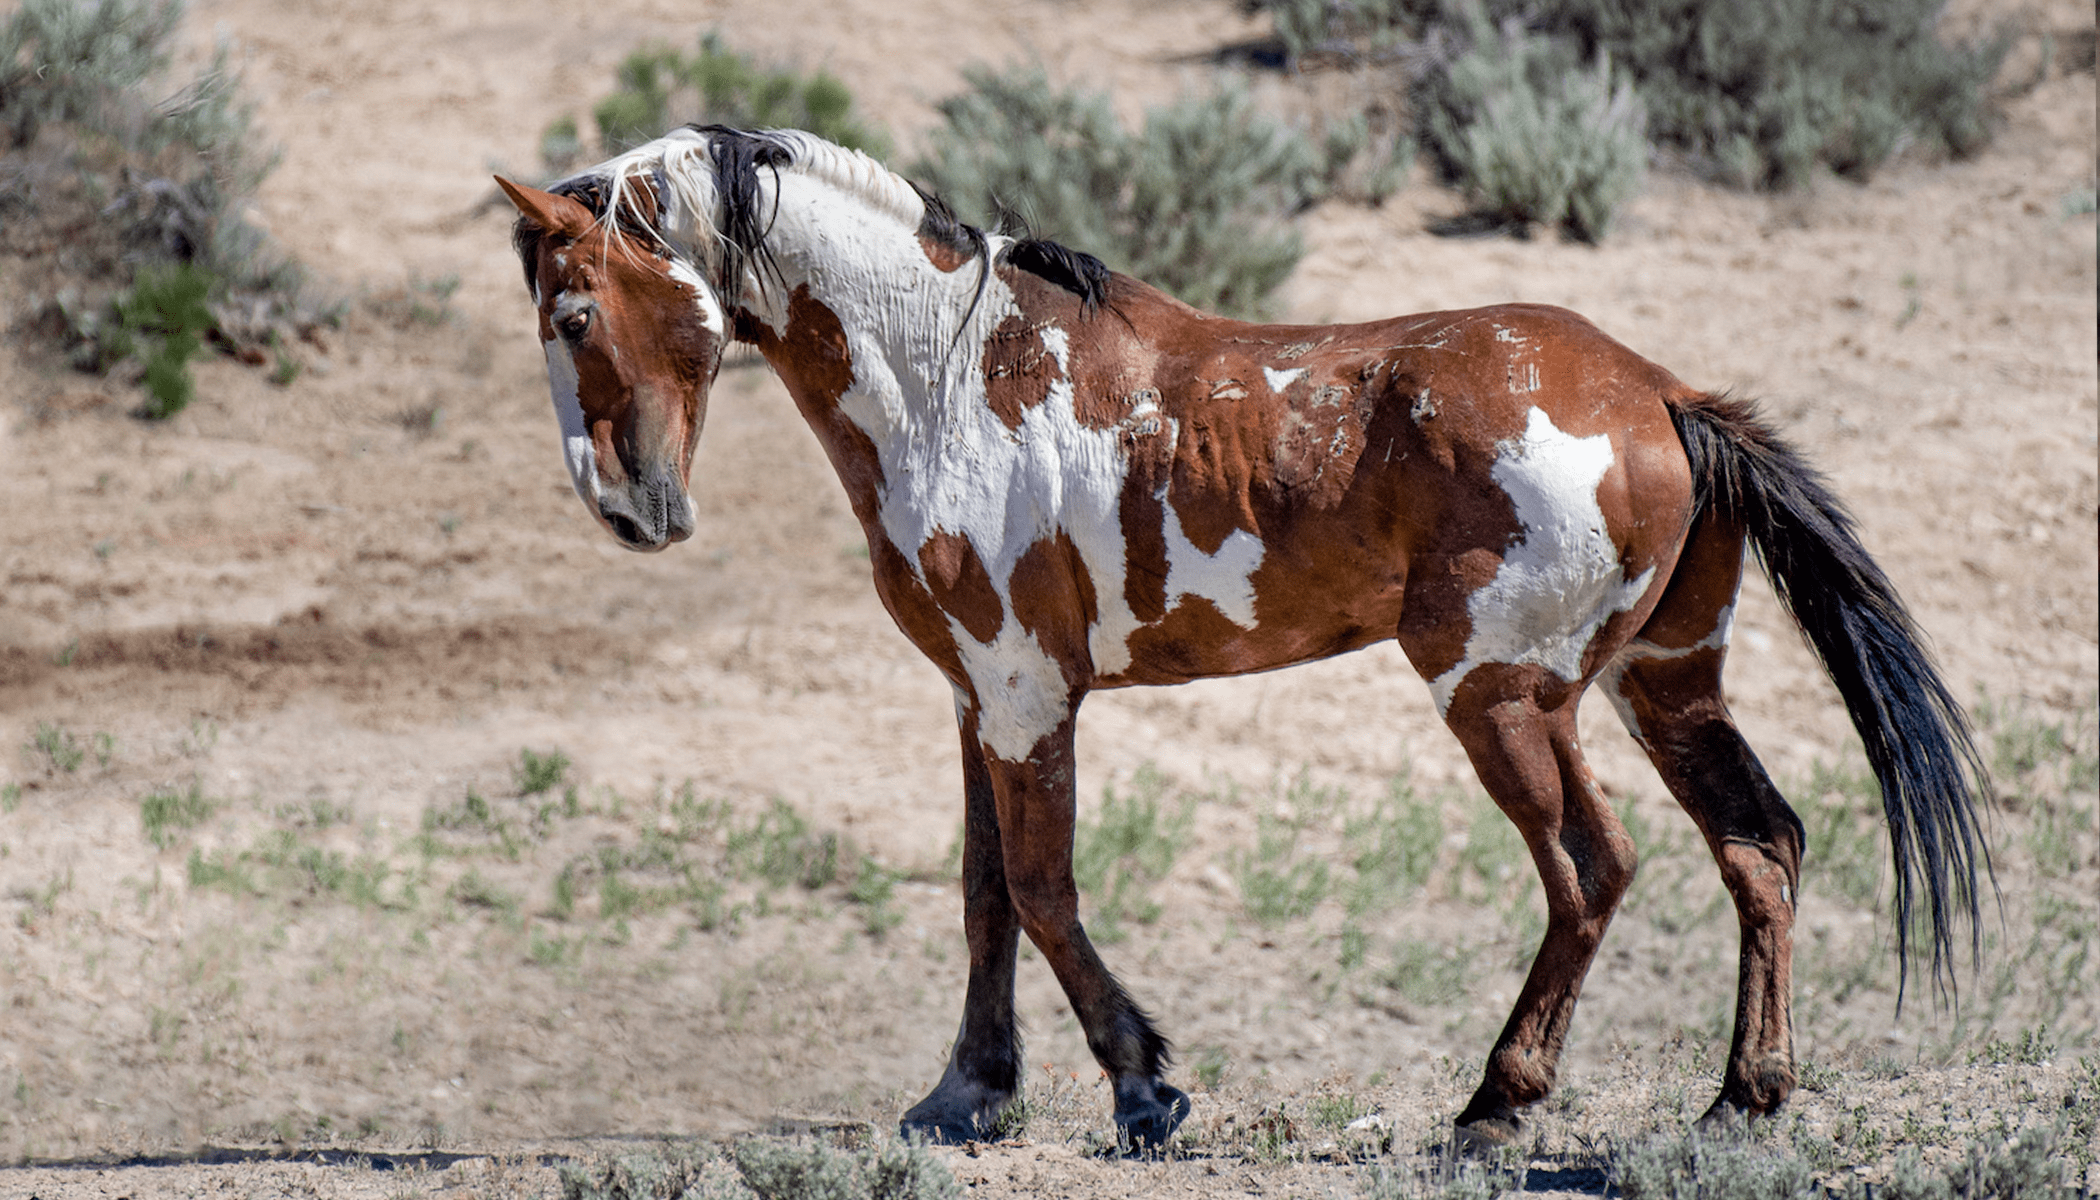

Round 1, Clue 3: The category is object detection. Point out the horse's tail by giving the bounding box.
[1668,392,1991,1003]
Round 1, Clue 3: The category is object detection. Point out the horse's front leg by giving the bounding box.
[902,702,1024,1142]
[984,703,1188,1150]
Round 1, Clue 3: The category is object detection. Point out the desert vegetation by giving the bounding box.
[0,0,327,415]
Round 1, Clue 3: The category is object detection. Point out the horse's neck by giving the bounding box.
[743,168,1005,458]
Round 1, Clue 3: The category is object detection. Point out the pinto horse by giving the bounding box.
[496,126,1987,1149]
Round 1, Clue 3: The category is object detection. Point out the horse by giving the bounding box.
[494,125,1988,1150]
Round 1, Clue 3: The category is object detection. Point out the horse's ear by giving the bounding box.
[495,176,595,237]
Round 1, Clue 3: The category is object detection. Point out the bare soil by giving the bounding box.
[0,0,2094,1195]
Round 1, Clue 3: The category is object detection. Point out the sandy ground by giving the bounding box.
[0,0,2094,1195]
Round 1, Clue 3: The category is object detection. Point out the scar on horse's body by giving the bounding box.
[495,126,1990,1150]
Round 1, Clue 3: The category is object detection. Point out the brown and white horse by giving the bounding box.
[497,126,1987,1149]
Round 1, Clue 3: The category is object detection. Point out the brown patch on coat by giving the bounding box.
[982,314,1066,431]
[920,530,1005,645]
[1005,532,1098,691]
[919,232,973,273]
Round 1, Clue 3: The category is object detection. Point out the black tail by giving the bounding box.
[1670,393,1991,1004]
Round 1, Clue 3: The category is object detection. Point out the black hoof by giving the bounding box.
[901,1083,1015,1145]
[1113,1083,1190,1154]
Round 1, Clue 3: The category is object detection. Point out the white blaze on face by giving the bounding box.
[542,334,600,507]
[1428,407,1656,715]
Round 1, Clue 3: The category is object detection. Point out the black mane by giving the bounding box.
[1000,238,1111,314]
[513,125,1113,316]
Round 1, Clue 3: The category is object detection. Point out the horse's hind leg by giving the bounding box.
[1602,511,1804,1119]
[902,713,1024,1142]
[1426,666,1639,1145]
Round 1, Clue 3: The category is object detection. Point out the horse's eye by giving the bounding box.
[556,307,593,341]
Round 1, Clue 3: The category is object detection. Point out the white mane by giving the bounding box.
[579,127,928,291]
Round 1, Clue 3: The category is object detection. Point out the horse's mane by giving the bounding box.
[513,126,1111,315]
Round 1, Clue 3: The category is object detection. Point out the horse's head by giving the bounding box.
[497,174,729,551]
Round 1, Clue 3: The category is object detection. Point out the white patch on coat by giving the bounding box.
[1163,495,1265,628]
[665,258,727,337]
[1427,407,1656,715]
[1264,366,1307,392]
[1599,603,1735,742]
[950,617,1073,761]
[542,336,599,506]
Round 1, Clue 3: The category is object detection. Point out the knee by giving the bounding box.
[1001,868,1078,933]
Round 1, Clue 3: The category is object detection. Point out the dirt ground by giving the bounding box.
[0,0,2094,1195]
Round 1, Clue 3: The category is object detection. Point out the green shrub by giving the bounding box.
[1545,0,2008,189]
[113,261,217,417]
[732,1136,960,1200]
[912,66,1361,317]
[550,30,888,172]
[1611,1125,1824,1199]
[1420,4,1647,241]
[1273,0,2003,196]
[1264,0,1443,62]
[557,1141,726,1200]
[1,0,323,413]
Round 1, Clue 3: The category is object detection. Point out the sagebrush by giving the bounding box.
[911,65,1369,317]
[545,30,888,174]
[0,0,325,416]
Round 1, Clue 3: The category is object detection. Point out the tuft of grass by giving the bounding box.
[1343,773,1442,915]
[728,799,839,891]
[1071,764,1193,943]
[1795,758,1886,909]
[847,856,902,939]
[450,868,519,917]
[28,722,86,773]
[1234,811,1332,927]
[1612,1121,1823,1199]
[1372,938,1475,1008]
[139,779,213,848]
[514,746,571,798]
[1972,1026,2055,1066]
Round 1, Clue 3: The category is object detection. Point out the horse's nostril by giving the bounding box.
[604,510,644,544]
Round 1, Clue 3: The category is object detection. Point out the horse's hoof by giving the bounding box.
[1694,1099,1757,1135]
[1452,1113,1522,1154]
[1113,1083,1191,1154]
[901,1087,1013,1145]
[900,1115,979,1145]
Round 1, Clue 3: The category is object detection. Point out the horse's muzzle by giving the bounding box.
[596,470,694,551]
